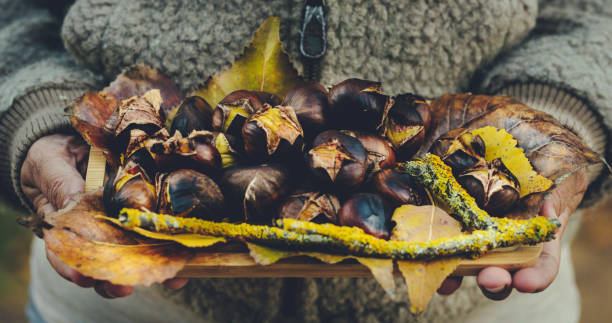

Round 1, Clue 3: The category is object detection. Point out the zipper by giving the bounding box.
[299,0,327,82]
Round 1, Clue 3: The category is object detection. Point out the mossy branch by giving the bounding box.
[118,208,558,260]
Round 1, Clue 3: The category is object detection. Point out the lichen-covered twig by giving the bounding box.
[399,154,494,230]
[397,154,560,232]
[118,208,558,259]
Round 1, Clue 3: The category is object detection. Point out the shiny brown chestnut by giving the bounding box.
[170,96,214,136]
[337,193,391,239]
[328,78,390,131]
[103,162,157,217]
[219,164,291,223]
[242,105,304,161]
[341,131,396,174]
[431,131,486,176]
[282,82,330,140]
[279,191,340,223]
[212,90,264,137]
[156,169,225,220]
[458,158,520,216]
[307,130,367,191]
[370,169,427,208]
[143,131,222,175]
[380,93,431,161]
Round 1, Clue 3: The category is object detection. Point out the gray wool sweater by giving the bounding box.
[1,0,611,322]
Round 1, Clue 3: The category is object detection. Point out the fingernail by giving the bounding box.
[484,285,505,293]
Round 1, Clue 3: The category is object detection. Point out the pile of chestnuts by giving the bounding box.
[103,79,437,240]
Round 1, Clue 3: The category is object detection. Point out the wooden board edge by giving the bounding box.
[177,244,542,278]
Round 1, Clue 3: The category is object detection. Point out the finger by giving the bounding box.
[477,267,512,301]
[39,159,85,210]
[163,278,189,290]
[95,281,134,299]
[437,276,462,295]
[45,248,95,288]
[512,233,561,293]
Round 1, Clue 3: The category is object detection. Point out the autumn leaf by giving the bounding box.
[68,65,183,165]
[193,17,302,107]
[245,242,396,298]
[390,205,465,313]
[44,227,192,286]
[45,190,139,244]
[43,191,195,285]
[424,94,601,217]
[101,216,228,248]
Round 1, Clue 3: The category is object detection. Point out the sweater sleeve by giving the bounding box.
[476,1,612,207]
[0,2,99,211]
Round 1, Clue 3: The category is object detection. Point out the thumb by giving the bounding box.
[39,156,85,210]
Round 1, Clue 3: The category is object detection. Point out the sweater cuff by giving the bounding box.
[0,87,89,212]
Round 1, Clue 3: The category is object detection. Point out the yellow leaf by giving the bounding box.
[471,126,553,197]
[193,17,302,107]
[244,243,396,298]
[397,258,461,313]
[100,216,227,248]
[390,205,464,313]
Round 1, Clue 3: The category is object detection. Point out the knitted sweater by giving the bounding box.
[1,0,610,322]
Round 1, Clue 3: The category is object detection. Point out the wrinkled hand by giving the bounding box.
[21,134,188,298]
[437,168,588,300]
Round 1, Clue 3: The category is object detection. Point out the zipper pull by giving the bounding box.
[300,0,326,59]
[300,0,326,81]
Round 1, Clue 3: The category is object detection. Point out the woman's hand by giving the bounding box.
[21,134,188,298]
[437,168,588,300]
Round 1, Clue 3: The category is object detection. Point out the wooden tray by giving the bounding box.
[85,147,542,277]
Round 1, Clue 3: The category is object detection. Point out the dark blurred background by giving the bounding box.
[0,197,610,323]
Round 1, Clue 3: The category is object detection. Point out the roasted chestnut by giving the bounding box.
[212,90,264,137]
[157,169,225,220]
[242,105,304,161]
[282,82,330,139]
[112,90,165,151]
[458,158,520,216]
[279,191,340,223]
[306,130,367,191]
[104,163,156,217]
[341,131,396,174]
[337,193,391,239]
[253,91,282,107]
[370,169,427,208]
[220,164,291,223]
[170,96,214,136]
[144,131,222,175]
[380,93,431,160]
[432,131,486,176]
[328,78,390,131]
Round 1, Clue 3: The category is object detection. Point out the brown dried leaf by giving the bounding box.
[44,227,192,286]
[45,190,139,244]
[104,64,183,113]
[193,17,302,107]
[43,191,195,285]
[425,94,600,217]
[68,65,183,164]
[390,205,464,313]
